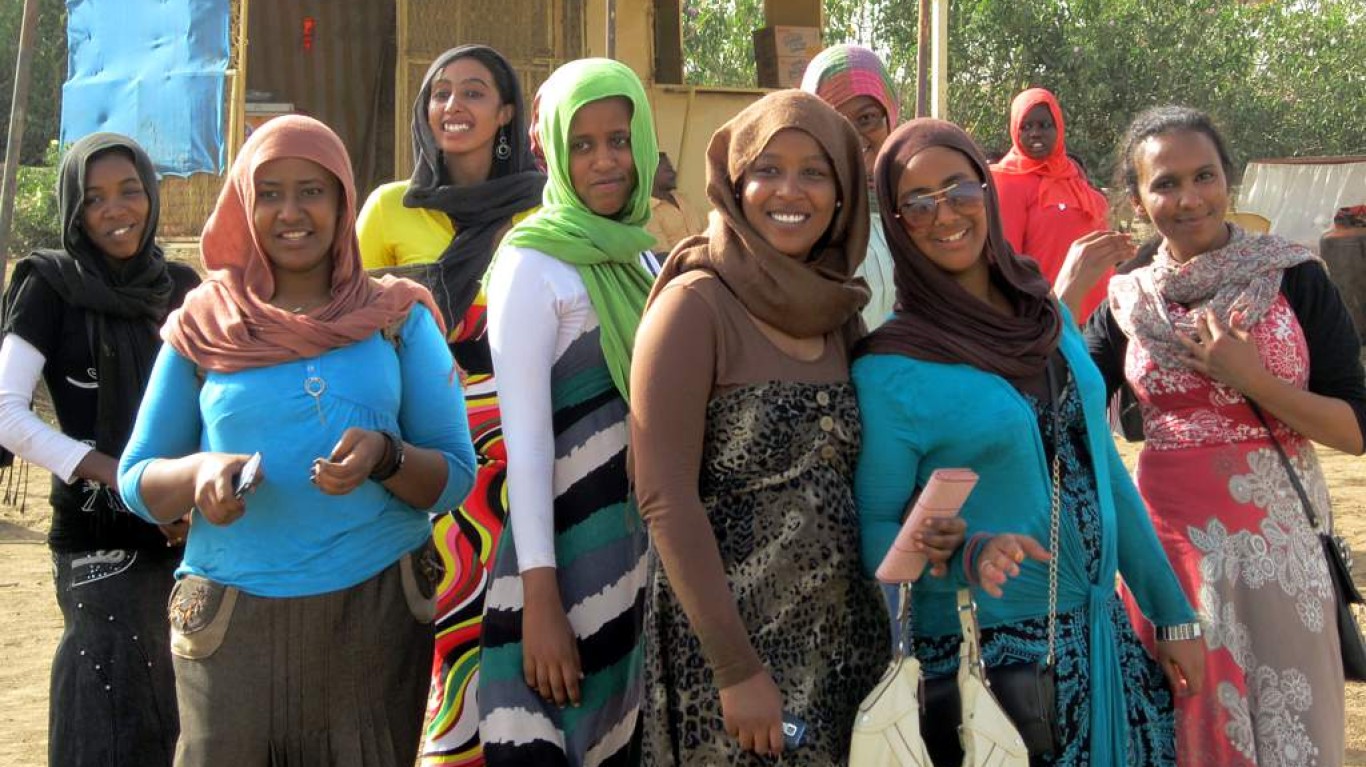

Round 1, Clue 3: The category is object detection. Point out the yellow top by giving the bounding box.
[357,180,536,268]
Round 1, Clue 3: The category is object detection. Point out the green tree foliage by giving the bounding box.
[0,0,68,165]
[8,140,61,258]
[683,0,1366,188]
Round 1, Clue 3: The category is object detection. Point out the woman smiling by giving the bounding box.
[855,118,1203,766]
[117,115,475,766]
[632,90,889,764]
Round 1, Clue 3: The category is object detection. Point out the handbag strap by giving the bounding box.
[1245,400,1322,532]
[955,587,984,672]
[895,582,913,660]
[1042,361,1064,667]
[910,363,1067,669]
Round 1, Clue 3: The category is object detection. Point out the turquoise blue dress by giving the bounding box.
[852,314,1196,765]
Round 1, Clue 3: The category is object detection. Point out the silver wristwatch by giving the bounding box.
[1155,621,1203,642]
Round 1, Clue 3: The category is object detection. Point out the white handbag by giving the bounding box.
[849,583,934,765]
[952,588,1029,767]
[849,585,1030,767]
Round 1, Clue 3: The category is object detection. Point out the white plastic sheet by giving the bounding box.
[1237,159,1366,251]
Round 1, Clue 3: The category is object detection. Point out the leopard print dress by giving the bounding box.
[642,380,890,765]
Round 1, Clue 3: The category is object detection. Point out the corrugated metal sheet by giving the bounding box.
[246,0,396,195]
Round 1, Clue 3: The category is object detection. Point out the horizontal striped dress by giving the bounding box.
[478,247,652,766]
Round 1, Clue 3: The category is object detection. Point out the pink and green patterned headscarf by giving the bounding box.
[800,44,900,127]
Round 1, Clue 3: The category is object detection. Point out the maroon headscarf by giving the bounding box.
[856,118,1061,378]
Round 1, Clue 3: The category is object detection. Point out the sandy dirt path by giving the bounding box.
[1,444,1363,764]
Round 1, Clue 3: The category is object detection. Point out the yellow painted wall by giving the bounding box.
[602,0,768,215]
[648,84,767,210]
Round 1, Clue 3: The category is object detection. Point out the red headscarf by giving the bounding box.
[163,115,442,372]
[991,88,1105,225]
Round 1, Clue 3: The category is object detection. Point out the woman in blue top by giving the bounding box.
[851,118,1204,765]
[117,115,476,766]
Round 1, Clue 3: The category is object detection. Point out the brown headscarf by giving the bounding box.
[856,119,1061,378]
[163,115,441,372]
[647,90,870,339]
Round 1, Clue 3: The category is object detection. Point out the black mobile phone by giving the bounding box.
[233,452,262,499]
[781,711,806,750]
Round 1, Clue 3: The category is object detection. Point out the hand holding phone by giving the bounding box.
[233,452,263,499]
[781,711,807,750]
[876,468,978,584]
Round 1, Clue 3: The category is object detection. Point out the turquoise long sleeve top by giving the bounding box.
[119,304,476,598]
[853,310,1194,764]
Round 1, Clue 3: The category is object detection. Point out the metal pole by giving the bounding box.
[915,0,930,118]
[931,0,949,119]
[607,0,617,59]
[0,0,43,291]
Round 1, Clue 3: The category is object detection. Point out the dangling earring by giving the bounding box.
[495,128,512,161]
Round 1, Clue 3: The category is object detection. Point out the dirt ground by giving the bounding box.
[0,443,1363,764]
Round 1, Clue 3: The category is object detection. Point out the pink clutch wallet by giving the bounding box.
[875,468,979,584]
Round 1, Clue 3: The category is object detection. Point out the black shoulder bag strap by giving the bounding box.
[1246,398,1366,681]
[1244,401,1323,528]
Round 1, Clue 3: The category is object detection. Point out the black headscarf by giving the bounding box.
[401,45,546,332]
[2,133,177,454]
[856,119,1061,379]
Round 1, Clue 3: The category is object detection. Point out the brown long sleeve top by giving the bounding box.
[629,271,849,688]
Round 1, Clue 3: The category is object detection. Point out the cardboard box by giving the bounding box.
[763,0,823,28]
[244,103,295,139]
[753,25,823,60]
[753,26,822,88]
[756,54,818,89]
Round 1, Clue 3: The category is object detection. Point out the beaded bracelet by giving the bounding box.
[961,532,993,586]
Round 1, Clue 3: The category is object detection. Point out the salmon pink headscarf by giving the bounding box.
[991,88,1105,225]
[163,115,441,372]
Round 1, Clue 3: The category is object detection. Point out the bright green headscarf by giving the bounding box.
[502,58,658,402]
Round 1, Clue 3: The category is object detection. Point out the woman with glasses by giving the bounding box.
[853,118,1204,765]
[801,44,900,328]
[991,88,1124,321]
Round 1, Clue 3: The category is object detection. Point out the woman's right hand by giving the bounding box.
[976,533,1050,598]
[521,568,582,707]
[718,669,785,757]
[919,516,969,577]
[192,452,256,526]
[1055,230,1135,318]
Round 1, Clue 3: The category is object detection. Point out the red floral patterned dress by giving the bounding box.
[1122,294,1344,766]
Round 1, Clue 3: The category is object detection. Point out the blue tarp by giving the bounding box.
[61,0,231,176]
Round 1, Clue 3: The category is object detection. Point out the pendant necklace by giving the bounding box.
[304,362,327,424]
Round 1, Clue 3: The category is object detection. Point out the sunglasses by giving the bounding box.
[895,182,988,229]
